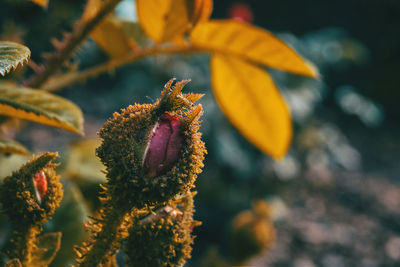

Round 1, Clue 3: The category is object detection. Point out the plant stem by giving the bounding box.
[78,207,126,267]
[41,44,205,92]
[26,0,123,88]
[78,202,166,267]
[6,225,40,266]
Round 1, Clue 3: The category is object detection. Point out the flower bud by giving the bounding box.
[33,171,47,204]
[143,114,184,178]
[0,152,63,225]
[96,79,206,209]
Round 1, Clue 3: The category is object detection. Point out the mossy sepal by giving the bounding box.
[125,192,200,267]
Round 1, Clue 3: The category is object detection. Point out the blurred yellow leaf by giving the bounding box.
[0,81,84,134]
[91,17,137,58]
[186,0,213,26]
[82,0,103,23]
[28,0,49,8]
[119,21,149,46]
[0,41,30,76]
[210,54,292,158]
[191,20,318,78]
[0,139,29,156]
[64,138,105,183]
[136,0,191,43]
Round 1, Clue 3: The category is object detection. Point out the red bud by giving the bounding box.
[143,114,184,177]
[228,3,253,23]
[33,171,47,204]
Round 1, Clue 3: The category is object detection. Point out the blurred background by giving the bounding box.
[1,0,400,266]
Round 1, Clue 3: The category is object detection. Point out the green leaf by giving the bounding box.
[31,232,62,267]
[48,183,90,267]
[0,41,31,76]
[0,139,30,155]
[0,81,84,134]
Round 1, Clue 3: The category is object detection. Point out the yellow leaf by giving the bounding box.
[65,138,106,183]
[91,17,136,58]
[28,0,49,8]
[136,0,190,43]
[192,20,318,78]
[0,81,84,134]
[0,139,30,156]
[186,0,213,26]
[82,0,103,23]
[0,41,31,76]
[210,54,292,158]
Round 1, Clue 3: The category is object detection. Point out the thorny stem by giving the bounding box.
[78,207,127,267]
[41,44,207,92]
[26,0,123,88]
[7,225,40,266]
[78,203,165,267]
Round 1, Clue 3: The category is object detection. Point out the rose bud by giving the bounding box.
[96,79,206,209]
[143,114,184,178]
[33,171,47,204]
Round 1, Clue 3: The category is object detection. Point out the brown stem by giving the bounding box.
[42,44,206,92]
[26,0,122,88]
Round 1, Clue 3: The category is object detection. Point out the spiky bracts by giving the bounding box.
[76,79,206,266]
[125,192,200,267]
[0,152,63,264]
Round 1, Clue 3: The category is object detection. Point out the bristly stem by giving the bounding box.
[77,202,165,267]
[6,225,40,266]
[26,0,123,88]
[77,206,127,267]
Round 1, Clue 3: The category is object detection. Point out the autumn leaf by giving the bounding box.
[136,0,191,43]
[28,0,49,8]
[91,17,137,58]
[119,21,149,46]
[186,0,213,26]
[210,54,292,158]
[0,81,84,134]
[191,20,318,78]
[81,0,102,23]
[0,41,31,76]
[0,139,30,156]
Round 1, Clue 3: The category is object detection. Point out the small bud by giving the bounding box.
[33,171,47,204]
[143,114,184,178]
[0,152,63,226]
